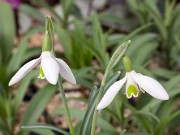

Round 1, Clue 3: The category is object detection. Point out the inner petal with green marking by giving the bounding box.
[127,85,138,98]
[38,66,45,79]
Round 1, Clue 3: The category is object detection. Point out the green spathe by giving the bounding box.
[42,16,54,52]
[123,55,132,72]
[45,16,54,33]
[42,31,53,51]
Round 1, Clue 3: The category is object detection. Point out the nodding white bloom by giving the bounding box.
[97,56,169,110]
[9,17,76,86]
[9,51,76,86]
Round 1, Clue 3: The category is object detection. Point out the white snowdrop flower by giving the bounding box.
[9,16,76,86]
[9,51,76,86]
[97,56,169,110]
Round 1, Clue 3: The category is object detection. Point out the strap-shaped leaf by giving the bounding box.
[20,85,57,135]
[125,132,150,135]
[0,2,15,64]
[21,124,70,135]
[13,70,38,115]
[107,40,130,71]
[79,86,99,135]
[7,26,44,74]
[19,4,44,22]
[143,0,167,40]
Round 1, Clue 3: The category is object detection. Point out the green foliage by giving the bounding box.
[0,2,15,64]
[0,0,179,135]
[21,124,69,135]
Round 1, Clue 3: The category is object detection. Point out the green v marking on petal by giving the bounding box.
[38,66,45,79]
[127,85,138,98]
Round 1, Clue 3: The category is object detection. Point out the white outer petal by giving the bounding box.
[55,58,76,84]
[9,58,40,86]
[97,77,126,110]
[131,70,169,100]
[41,52,59,85]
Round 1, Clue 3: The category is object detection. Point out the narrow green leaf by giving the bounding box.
[54,107,118,133]
[24,47,41,61]
[19,4,44,22]
[62,0,74,18]
[125,132,150,135]
[108,40,131,70]
[7,26,44,74]
[80,86,99,135]
[21,124,69,135]
[169,88,180,97]
[165,74,180,90]
[96,131,119,135]
[155,110,180,135]
[133,42,158,65]
[120,130,126,135]
[20,85,57,134]
[108,34,125,46]
[126,33,158,57]
[55,24,72,62]
[0,2,15,63]
[24,128,54,135]
[167,0,177,25]
[143,0,167,40]
[13,70,38,115]
[92,13,105,52]
[151,68,177,79]
[30,0,63,23]
[136,110,160,123]
[123,23,153,43]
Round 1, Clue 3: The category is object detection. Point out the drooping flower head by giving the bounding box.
[97,55,169,110]
[9,16,76,86]
[3,0,20,9]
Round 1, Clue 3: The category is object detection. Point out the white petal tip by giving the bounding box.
[55,58,76,85]
[159,94,169,100]
[63,73,76,85]
[131,71,170,101]
[8,81,13,86]
[96,105,103,110]
[8,78,17,86]
[49,82,57,85]
[48,79,58,85]
[71,79,76,85]
[45,76,58,85]
[96,100,109,110]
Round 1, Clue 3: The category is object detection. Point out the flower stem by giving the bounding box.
[90,70,109,135]
[58,79,75,135]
